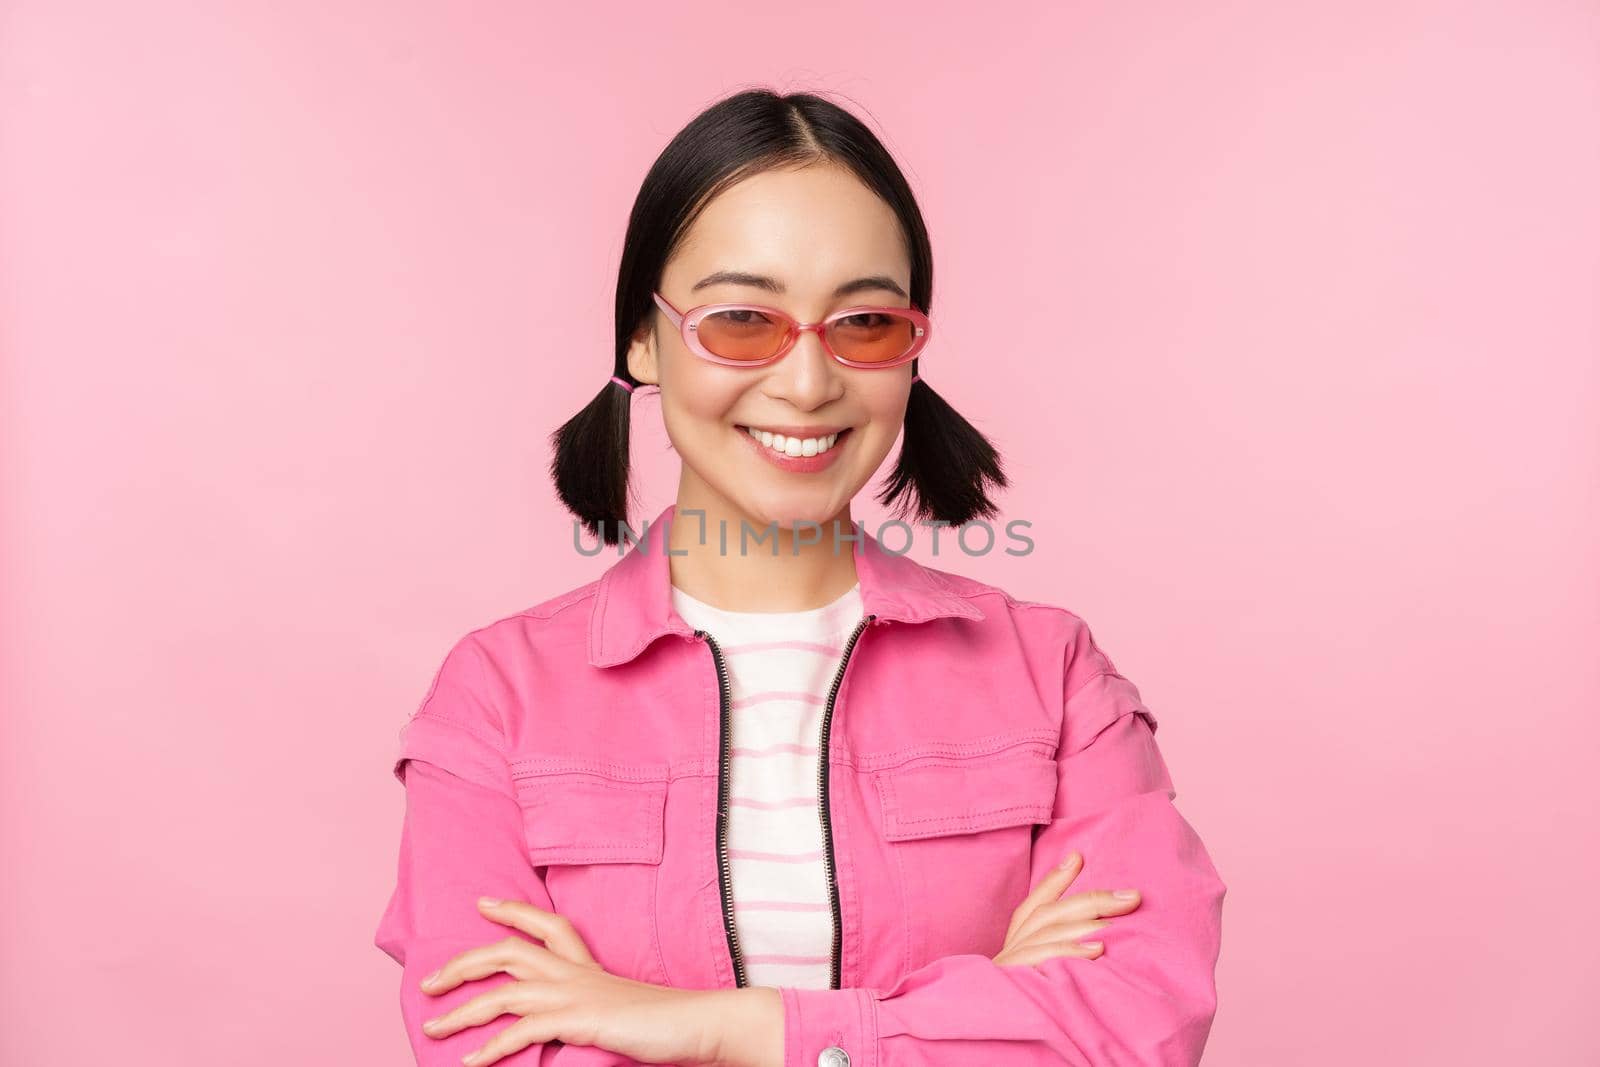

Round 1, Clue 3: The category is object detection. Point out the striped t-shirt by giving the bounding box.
[669,579,865,990]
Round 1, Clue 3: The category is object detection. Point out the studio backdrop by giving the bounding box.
[1,2,1596,1065]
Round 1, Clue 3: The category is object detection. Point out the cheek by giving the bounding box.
[850,392,910,464]
[845,431,898,488]
[658,362,748,444]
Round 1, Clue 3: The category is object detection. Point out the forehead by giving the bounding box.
[667,163,910,296]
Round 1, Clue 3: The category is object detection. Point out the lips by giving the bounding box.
[735,424,853,473]
[737,424,848,459]
[738,422,851,439]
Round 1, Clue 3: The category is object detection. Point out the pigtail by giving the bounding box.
[548,376,635,545]
[876,374,1008,525]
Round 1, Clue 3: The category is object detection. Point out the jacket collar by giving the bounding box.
[587,502,984,668]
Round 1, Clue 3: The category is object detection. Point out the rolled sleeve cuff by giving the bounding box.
[392,712,514,797]
[779,986,878,1067]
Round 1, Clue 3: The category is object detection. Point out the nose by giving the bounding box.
[764,324,841,409]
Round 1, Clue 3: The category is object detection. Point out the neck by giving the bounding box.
[665,484,860,614]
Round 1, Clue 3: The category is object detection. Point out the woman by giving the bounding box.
[375,89,1226,1067]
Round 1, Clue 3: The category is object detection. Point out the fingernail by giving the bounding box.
[1058,852,1079,869]
[463,1050,484,1066]
[478,897,501,908]
[1082,941,1103,950]
[1114,889,1139,899]
[422,970,440,987]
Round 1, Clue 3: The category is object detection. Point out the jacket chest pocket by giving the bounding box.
[872,745,1059,966]
[512,768,670,984]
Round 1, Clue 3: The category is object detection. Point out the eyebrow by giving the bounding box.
[690,270,908,301]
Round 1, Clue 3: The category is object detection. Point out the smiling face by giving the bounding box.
[626,161,917,532]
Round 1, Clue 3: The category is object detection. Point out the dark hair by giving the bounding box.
[549,88,1007,545]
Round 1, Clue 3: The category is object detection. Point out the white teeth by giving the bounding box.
[744,426,842,457]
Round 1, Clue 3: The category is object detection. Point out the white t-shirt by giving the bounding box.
[669,579,866,990]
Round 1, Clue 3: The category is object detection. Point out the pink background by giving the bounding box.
[3,3,1596,1064]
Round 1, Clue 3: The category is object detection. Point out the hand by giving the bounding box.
[419,897,724,1066]
[992,851,1142,968]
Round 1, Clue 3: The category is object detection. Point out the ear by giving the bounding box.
[626,321,660,386]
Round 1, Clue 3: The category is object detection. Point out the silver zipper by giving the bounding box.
[818,614,874,989]
[699,629,747,987]
[701,612,875,990]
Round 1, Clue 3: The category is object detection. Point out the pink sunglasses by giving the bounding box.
[652,291,930,370]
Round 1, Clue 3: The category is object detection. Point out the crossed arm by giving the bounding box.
[374,638,1226,1066]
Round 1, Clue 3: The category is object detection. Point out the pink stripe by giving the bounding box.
[724,640,842,656]
[735,900,831,912]
[742,953,832,965]
[729,847,826,862]
[732,690,825,710]
[730,795,817,810]
[731,742,819,757]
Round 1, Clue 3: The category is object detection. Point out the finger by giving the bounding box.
[422,982,530,1040]
[1031,887,1143,927]
[420,936,552,995]
[997,938,1104,968]
[1008,887,1137,947]
[1025,917,1113,946]
[464,1011,569,1067]
[479,899,597,967]
[1006,851,1083,937]
[1006,904,1090,954]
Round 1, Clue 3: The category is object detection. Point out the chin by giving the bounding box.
[739,497,841,534]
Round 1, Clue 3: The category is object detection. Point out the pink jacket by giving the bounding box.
[375,503,1227,1066]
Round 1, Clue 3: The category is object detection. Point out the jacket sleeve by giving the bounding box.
[777,625,1228,1067]
[374,636,639,1066]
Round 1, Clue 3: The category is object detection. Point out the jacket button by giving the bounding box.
[817,1047,851,1067]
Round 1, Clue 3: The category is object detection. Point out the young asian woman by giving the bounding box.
[374,88,1226,1067]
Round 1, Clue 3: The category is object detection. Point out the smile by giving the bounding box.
[739,425,845,457]
[734,424,853,473]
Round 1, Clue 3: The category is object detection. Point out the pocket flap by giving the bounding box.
[513,773,667,865]
[875,751,1057,841]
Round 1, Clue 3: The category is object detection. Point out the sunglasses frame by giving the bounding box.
[652,291,930,370]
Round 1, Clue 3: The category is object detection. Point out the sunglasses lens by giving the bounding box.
[827,311,920,364]
[696,309,792,362]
